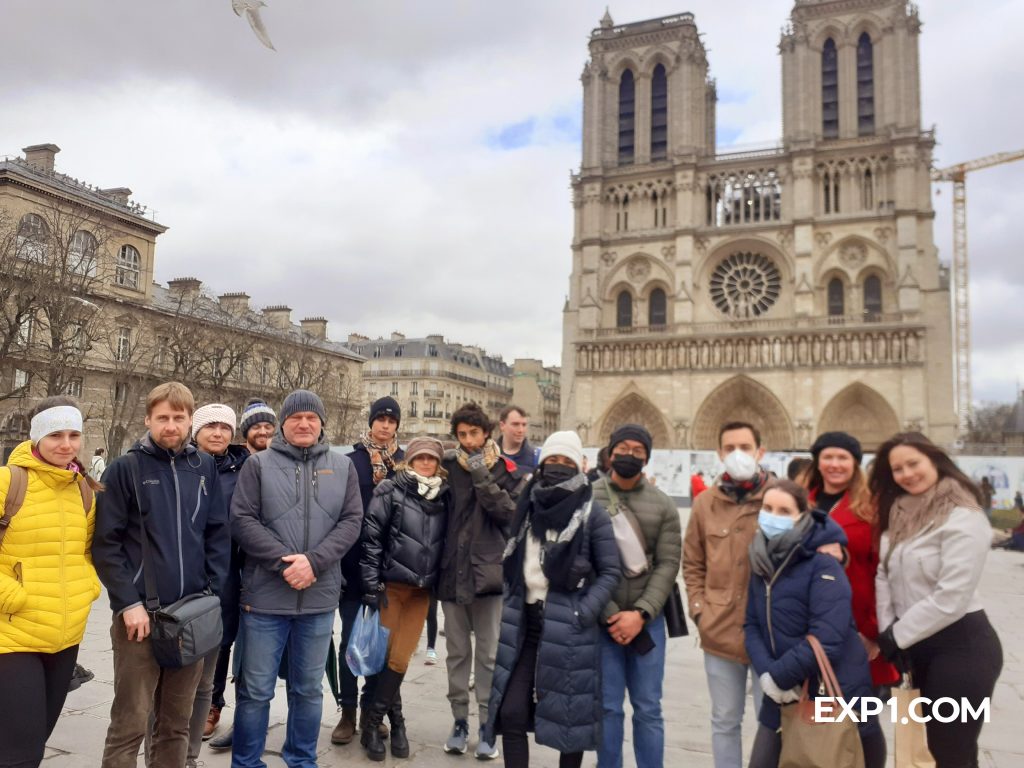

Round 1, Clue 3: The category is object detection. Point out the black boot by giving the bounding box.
[361,667,405,762]
[389,684,409,758]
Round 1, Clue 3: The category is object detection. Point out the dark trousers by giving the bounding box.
[748,722,886,768]
[426,595,438,649]
[0,645,78,768]
[211,545,243,710]
[339,595,377,709]
[498,602,583,768]
[910,610,1002,768]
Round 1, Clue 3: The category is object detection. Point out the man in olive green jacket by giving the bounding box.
[591,423,681,768]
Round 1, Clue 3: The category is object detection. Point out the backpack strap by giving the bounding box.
[0,466,29,551]
[77,476,94,516]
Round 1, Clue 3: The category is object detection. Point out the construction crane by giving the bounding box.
[931,149,1024,438]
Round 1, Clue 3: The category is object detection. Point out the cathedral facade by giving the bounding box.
[561,0,956,451]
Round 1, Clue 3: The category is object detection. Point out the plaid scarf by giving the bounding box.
[455,438,502,472]
[360,430,399,485]
[718,468,769,502]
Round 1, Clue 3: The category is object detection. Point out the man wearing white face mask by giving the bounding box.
[683,421,769,768]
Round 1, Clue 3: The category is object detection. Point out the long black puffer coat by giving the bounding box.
[359,469,450,593]
[482,488,621,753]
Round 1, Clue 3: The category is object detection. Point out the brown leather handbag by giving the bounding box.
[779,634,865,768]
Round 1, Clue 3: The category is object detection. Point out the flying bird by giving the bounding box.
[232,0,275,50]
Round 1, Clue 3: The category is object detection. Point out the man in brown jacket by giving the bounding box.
[683,421,768,768]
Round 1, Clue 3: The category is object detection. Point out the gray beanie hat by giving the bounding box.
[280,389,327,426]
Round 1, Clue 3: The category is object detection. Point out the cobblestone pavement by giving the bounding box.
[45,516,1024,766]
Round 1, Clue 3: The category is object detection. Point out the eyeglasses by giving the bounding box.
[611,447,647,459]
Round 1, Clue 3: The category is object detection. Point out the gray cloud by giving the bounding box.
[2,0,1021,403]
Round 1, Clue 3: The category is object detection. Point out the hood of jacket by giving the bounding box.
[269,434,329,463]
[8,440,83,489]
[212,443,250,474]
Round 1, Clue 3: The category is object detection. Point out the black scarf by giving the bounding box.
[749,512,815,580]
[506,473,593,593]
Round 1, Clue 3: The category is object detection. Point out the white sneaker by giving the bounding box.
[425,648,438,665]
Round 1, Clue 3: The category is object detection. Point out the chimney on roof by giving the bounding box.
[100,187,133,205]
[390,332,406,341]
[348,333,369,344]
[262,305,293,330]
[218,292,250,315]
[22,143,60,173]
[426,334,444,343]
[167,277,202,298]
[300,317,328,340]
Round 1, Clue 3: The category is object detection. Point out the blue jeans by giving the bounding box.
[232,611,334,768]
[703,652,764,768]
[598,613,666,768]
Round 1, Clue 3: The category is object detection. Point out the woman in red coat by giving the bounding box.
[803,431,899,689]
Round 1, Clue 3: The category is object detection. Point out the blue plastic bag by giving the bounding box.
[346,606,390,676]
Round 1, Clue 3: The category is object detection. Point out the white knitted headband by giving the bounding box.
[30,406,84,443]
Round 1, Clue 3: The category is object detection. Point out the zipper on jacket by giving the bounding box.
[294,466,301,504]
[192,476,207,524]
[170,456,185,598]
[312,468,319,502]
[765,546,800,656]
[298,451,311,612]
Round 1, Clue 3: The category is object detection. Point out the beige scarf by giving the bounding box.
[404,468,444,500]
[455,438,501,472]
[887,476,982,553]
[360,430,399,485]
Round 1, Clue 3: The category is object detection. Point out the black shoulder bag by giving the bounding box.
[129,453,222,668]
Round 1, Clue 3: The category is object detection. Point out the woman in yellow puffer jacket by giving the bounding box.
[0,396,102,767]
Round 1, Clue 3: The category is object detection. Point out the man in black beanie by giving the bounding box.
[591,423,681,768]
[330,396,406,746]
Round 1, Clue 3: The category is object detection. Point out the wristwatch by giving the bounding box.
[638,609,651,622]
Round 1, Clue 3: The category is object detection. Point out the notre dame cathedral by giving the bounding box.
[560,0,956,452]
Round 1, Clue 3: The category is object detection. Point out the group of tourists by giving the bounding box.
[0,379,1004,768]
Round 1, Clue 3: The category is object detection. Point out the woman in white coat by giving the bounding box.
[870,432,1001,768]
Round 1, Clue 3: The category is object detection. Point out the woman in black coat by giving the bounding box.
[482,431,621,768]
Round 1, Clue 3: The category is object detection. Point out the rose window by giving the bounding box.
[709,252,781,318]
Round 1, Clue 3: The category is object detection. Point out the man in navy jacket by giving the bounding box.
[94,382,230,768]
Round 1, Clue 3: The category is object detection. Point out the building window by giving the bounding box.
[17,213,48,263]
[616,290,633,328]
[261,357,271,385]
[827,278,845,316]
[618,70,635,165]
[861,168,874,210]
[116,326,131,362]
[114,382,128,404]
[391,381,399,397]
[410,401,418,417]
[411,381,418,395]
[70,230,98,276]
[822,167,841,214]
[68,321,87,352]
[821,38,839,139]
[709,252,782,319]
[16,315,33,347]
[394,346,403,357]
[648,288,667,327]
[616,195,630,232]
[65,378,83,398]
[863,275,882,318]
[705,169,782,226]
[650,64,668,161]
[116,245,141,289]
[13,369,29,390]
[857,32,875,136]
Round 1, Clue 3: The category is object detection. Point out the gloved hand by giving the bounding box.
[467,451,487,472]
[760,672,801,704]
[361,592,378,609]
[878,623,910,673]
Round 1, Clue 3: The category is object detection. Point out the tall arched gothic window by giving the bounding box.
[863,275,882,318]
[616,290,633,328]
[618,70,635,165]
[857,33,875,136]
[650,64,668,161]
[822,38,839,139]
[648,288,666,327]
[827,278,845,316]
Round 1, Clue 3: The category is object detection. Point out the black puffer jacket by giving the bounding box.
[360,470,450,594]
[483,489,621,752]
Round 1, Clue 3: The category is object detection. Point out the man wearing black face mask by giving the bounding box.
[591,424,682,768]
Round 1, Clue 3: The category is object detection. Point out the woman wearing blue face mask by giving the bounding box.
[743,479,885,768]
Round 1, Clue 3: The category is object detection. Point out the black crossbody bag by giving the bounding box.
[129,453,222,668]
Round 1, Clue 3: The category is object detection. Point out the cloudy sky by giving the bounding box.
[2,0,1021,405]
